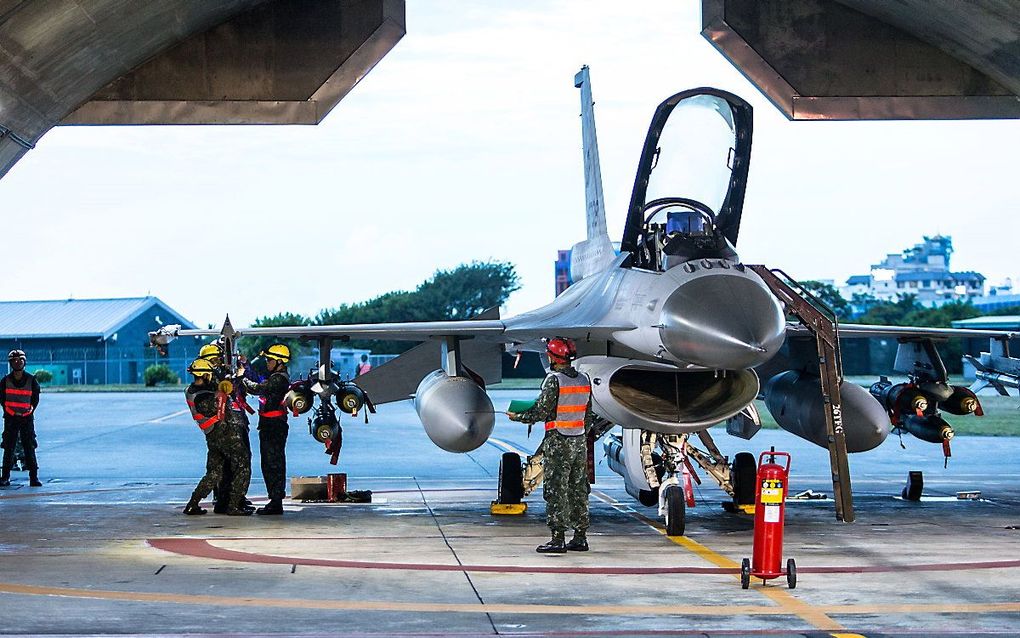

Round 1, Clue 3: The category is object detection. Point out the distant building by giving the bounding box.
[841,235,985,311]
[554,250,571,297]
[951,315,1020,381]
[0,296,198,385]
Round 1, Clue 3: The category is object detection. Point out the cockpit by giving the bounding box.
[621,89,752,272]
[635,197,737,271]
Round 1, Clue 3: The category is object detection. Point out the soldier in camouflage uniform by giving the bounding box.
[196,342,254,514]
[182,358,253,516]
[508,337,600,553]
[237,344,291,515]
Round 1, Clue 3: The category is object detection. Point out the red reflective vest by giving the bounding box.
[544,372,591,436]
[2,375,34,417]
[185,386,219,433]
[257,372,289,419]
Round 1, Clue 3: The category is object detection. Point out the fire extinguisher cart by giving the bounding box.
[741,449,796,589]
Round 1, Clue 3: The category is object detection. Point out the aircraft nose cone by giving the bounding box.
[658,271,786,369]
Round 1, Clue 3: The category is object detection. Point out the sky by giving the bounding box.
[2,1,1019,328]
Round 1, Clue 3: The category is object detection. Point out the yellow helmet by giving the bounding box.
[262,343,291,363]
[198,343,223,361]
[188,358,216,380]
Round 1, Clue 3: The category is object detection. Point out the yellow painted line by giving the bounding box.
[0,582,1016,618]
[591,489,844,631]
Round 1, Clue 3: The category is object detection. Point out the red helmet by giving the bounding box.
[546,337,577,364]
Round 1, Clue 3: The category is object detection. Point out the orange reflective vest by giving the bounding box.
[185,386,219,433]
[544,372,591,436]
[2,376,33,417]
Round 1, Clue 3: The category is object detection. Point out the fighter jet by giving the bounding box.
[152,66,1020,534]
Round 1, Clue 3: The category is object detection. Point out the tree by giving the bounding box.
[241,312,312,360]
[317,261,520,352]
[33,369,53,384]
[799,280,851,318]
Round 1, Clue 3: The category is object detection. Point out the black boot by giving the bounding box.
[183,500,207,515]
[226,505,255,516]
[536,532,567,554]
[257,498,284,515]
[0,475,9,487]
[28,471,41,487]
[565,531,589,552]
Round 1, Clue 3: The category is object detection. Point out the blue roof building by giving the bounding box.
[0,296,198,385]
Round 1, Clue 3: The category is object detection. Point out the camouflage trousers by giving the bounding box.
[215,417,251,507]
[542,431,590,534]
[192,419,251,511]
[258,418,288,500]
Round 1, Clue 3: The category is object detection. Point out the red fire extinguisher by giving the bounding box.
[741,448,796,589]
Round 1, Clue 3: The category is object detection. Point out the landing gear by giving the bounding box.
[731,452,757,508]
[740,558,751,589]
[497,452,524,504]
[663,485,685,536]
[786,558,797,589]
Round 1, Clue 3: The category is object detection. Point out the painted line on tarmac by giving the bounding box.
[147,409,190,423]
[147,538,737,574]
[0,581,1017,619]
[590,489,842,632]
[146,532,1020,576]
[487,437,532,456]
[0,486,155,501]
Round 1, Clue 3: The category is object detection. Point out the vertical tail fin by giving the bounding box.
[569,66,615,283]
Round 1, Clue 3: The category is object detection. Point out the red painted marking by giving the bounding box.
[148,538,732,575]
[147,538,1020,576]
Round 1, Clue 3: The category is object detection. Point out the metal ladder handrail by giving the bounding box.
[747,264,854,523]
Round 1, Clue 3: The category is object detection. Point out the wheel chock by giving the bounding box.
[490,501,527,515]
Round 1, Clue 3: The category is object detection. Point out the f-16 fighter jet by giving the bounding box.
[153,67,1019,534]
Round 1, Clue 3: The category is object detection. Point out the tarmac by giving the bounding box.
[0,390,1018,637]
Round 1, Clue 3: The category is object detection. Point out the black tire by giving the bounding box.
[740,558,751,589]
[787,558,797,589]
[498,452,524,504]
[731,452,757,507]
[664,485,685,536]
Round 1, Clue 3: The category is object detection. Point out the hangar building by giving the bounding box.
[0,296,198,385]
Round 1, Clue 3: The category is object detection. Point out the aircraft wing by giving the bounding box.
[152,319,507,345]
[785,322,1020,341]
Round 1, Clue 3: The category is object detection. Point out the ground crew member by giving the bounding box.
[1,350,42,487]
[355,354,371,377]
[507,337,599,553]
[237,343,291,515]
[198,342,253,513]
[182,358,253,516]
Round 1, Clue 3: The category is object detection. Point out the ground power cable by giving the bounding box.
[413,477,500,635]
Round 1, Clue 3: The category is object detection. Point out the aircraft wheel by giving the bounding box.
[731,452,756,507]
[498,452,524,504]
[740,558,751,589]
[787,558,797,589]
[664,485,685,536]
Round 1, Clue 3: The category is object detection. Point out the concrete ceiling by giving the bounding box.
[0,0,404,178]
[702,0,1020,120]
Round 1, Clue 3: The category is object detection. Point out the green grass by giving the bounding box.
[488,378,544,390]
[41,384,184,393]
[755,394,1020,437]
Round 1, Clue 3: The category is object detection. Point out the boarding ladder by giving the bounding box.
[748,265,855,523]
